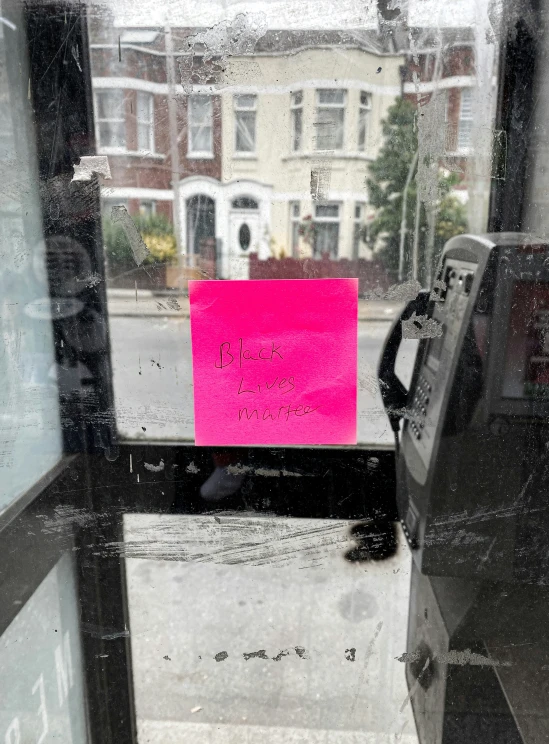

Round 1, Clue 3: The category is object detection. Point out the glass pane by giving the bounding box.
[292,108,302,150]
[190,124,212,152]
[315,108,344,149]
[235,94,256,109]
[235,111,256,151]
[0,554,88,743]
[137,122,151,150]
[316,204,339,217]
[99,121,126,148]
[314,222,339,257]
[318,89,345,104]
[96,89,123,120]
[190,95,212,123]
[0,7,62,513]
[87,0,503,452]
[136,91,151,122]
[358,109,367,148]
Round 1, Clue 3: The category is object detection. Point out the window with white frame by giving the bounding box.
[290,201,300,256]
[136,91,154,152]
[313,202,340,258]
[315,89,345,151]
[290,91,303,152]
[358,92,371,151]
[457,88,473,151]
[188,95,213,156]
[234,94,257,153]
[353,202,365,259]
[95,90,126,150]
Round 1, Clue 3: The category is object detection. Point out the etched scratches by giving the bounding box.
[349,620,383,716]
[106,514,353,565]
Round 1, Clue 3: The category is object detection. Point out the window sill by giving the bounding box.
[187,152,215,160]
[282,151,375,162]
[98,148,166,160]
[445,150,471,157]
[233,153,258,160]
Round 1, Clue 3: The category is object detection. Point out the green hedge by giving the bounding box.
[102,212,177,274]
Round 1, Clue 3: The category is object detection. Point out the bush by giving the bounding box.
[102,212,177,274]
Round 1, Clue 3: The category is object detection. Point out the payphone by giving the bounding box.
[379,233,549,744]
[379,232,549,582]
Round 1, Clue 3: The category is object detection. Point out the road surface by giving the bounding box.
[109,315,417,445]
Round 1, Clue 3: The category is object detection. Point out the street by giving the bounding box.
[109,313,417,445]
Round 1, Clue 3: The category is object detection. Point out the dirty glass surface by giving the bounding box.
[93,0,496,445]
[0,3,62,514]
[4,1,549,744]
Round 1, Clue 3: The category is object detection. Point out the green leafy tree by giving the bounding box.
[366,97,468,282]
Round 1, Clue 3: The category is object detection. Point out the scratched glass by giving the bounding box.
[91,3,496,445]
[0,5,62,516]
[6,1,549,744]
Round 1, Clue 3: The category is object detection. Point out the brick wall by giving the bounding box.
[91,44,223,212]
[249,254,391,295]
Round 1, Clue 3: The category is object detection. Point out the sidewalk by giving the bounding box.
[107,289,402,322]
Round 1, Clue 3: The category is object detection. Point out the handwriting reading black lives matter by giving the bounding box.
[215,338,319,423]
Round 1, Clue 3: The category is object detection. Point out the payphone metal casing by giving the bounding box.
[398,233,549,582]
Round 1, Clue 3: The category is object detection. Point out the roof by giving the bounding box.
[89,19,474,58]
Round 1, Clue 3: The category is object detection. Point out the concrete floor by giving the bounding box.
[125,515,418,744]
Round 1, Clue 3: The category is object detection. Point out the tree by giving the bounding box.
[366,97,468,283]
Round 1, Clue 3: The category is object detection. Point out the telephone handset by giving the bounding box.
[377,290,430,435]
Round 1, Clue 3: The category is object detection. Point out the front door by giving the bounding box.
[228,210,260,279]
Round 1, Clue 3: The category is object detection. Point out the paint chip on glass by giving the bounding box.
[71,155,111,182]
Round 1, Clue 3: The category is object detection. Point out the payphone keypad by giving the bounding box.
[410,375,432,439]
[405,260,477,473]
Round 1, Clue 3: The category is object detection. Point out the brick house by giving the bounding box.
[89,20,223,267]
[89,16,480,281]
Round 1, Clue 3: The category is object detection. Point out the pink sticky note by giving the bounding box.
[189,279,358,446]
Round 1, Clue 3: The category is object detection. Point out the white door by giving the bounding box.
[228,210,260,280]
